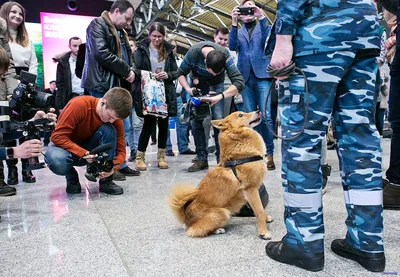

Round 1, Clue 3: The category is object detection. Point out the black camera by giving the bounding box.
[0,71,55,170]
[10,71,53,121]
[180,88,211,123]
[238,6,254,16]
[84,144,114,182]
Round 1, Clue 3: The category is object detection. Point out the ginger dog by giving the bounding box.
[168,111,272,239]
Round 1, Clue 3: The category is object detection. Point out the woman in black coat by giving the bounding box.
[133,22,177,170]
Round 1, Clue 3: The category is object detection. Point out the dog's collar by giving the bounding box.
[221,155,264,168]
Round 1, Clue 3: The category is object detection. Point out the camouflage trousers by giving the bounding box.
[278,49,384,254]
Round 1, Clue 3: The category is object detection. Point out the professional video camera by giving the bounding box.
[85,143,114,182]
[0,71,54,170]
[10,70,53,121]
[180,78,211,123]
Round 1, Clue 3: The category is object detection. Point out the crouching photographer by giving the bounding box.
[44,87,132,195]
[176,42,244,172]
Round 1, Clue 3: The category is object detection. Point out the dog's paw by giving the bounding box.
[259,232,272,240]
[214,228,226,235]
[266,215,274,223]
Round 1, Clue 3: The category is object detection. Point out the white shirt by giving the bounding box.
[8,28,38,75]
[69,55,84,94]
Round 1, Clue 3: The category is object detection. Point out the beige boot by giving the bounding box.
[136,151,147,171]
[157,148,169,169]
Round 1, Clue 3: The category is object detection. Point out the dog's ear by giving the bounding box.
[211,119,226,130]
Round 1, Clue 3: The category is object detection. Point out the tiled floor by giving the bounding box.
[0,137,398,277]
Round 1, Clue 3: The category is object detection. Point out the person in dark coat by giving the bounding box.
[53,36,83,114]
[133,22,177,171]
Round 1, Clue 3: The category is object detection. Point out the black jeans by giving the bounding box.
[387,51,400,184]
[138,115,168,151]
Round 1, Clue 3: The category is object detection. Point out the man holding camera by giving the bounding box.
[176,42,244,172]
[44,87,132,195]
[229,0,275,170]
[0,46,57,196]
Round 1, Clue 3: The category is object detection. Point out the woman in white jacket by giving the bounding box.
[0,1,37,75]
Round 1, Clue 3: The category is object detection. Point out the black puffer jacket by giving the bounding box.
[133,39,178,117]
[81,11,133,93]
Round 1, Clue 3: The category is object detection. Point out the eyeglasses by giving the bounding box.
[151,34,164,39]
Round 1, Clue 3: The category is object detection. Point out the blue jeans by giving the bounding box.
[387,50,400,184]
[45,124,117,183]
[237,72,274,156]
[88,90,105,98]
[123,108,143,152]
[166,96,190,153]
[191,83,224,161]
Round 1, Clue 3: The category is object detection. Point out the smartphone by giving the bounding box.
[238,6,254,16]
[155,66,163,74]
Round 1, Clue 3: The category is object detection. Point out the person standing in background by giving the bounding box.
[165,37,195,157]
[0,2,37,76]
[124,37,143,162]
[229,0,275,171]
[54,36,83,114]
[81,0,139,180]
[133,23,178,171]
[0,1,38,185]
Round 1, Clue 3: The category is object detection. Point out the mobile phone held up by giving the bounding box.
[155,66,163,74]
[238,6,254,16]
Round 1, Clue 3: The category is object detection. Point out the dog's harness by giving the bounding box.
[221,155,264,181]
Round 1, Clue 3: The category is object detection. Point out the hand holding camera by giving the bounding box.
[12,139,42,159]
[84,144,115,182]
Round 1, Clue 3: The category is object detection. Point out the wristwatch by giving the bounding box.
[6,147,14,160]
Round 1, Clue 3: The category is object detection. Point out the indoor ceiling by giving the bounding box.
[133,0,277,53]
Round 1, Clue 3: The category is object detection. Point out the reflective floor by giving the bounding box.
[0,137,399,277]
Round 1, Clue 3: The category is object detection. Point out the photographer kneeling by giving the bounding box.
[176,42,244,172]
[45,87,132,195]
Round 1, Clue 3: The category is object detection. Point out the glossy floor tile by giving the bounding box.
[0,137,399,277]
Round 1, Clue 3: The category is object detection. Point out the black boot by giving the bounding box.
[321,164,331,194]
[383,181,400,209]
[331,239,385,272]
[22,159,36,183]
[266,241,324,272]
[6,160,18,185]
[188,160,208,172]
[0,162,16,196]
[99,176,124,195]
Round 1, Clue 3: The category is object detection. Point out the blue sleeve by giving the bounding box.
[229,26,239,51]
[275,0,312,35]
[259,17,271,46]
[225,52,245,92]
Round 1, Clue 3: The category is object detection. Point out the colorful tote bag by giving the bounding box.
[140,70,168,118]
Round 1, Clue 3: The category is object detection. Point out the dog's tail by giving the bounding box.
[167,185,198,224]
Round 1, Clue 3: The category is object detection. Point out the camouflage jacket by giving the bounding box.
[274,0,380,57]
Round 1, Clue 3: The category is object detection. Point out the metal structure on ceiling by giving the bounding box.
[133,0,276,53]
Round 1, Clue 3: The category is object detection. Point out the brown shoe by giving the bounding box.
[157,148,169,169]
[266,155,276,171]
[188,160,208,172]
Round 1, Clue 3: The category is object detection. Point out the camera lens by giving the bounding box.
[33,91,53,109]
